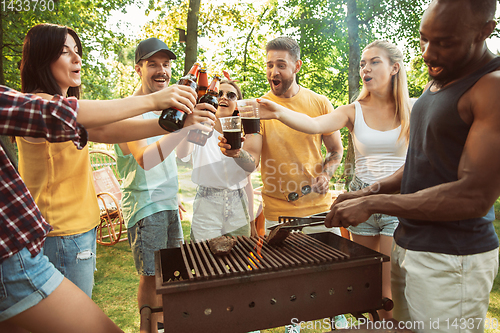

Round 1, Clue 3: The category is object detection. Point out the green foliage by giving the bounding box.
[1,0,137,99]
[199,1,271,98]
[371,0,428,59]
[132,0,429,105]
[407,55,428,97]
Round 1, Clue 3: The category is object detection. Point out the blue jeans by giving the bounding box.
[127,210,183,276]
[43,227,96,298]
[0,247,64,321]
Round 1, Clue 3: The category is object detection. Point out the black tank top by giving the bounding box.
[395,57,500,255]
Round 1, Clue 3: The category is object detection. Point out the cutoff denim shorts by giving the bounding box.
[0,247,64,322]
[191,186,251,242]
[127,210,183,276]
[43,227,96,298]
[347,176,399,237]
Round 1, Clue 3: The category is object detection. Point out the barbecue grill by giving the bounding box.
[153,231,391,333]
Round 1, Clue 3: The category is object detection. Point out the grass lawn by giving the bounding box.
[92,160,500,332]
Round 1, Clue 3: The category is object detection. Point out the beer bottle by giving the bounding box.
[198,74,220,107]
[158,62,201,132]
[187,74,221,146]
[196,66,208,101]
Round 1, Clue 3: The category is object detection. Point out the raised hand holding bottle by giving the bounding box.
[158,62,201,132]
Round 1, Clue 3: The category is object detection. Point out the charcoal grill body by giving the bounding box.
[155,232,389,333]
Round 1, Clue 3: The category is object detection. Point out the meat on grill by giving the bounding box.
[266,223,291,246]
[208,236,237,256]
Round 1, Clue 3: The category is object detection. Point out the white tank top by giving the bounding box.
[352,101,407,184]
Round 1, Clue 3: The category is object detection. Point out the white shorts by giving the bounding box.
[391,243,499,333]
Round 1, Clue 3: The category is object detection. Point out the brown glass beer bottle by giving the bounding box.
[187,74,221,146]
[198,74,220,107]
[197,66,208,100]
[158,62,201,132]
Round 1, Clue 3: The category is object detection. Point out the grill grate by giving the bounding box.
[180,232,350,281]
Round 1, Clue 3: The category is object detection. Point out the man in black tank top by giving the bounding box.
[325,0,500,331]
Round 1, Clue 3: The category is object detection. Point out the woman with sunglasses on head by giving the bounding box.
[177,79,257,242]
[256,40,412,320]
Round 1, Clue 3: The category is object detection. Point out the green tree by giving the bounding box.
[140,1,271,97]
[140,2,190,81]
[0,0,137,99]
[1,0,138,158]
[200,1,273,98]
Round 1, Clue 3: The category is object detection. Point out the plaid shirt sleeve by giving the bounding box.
[0,85,87,147]
[0,85,88,262]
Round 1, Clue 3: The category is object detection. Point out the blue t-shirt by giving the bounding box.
[115,112,179,228]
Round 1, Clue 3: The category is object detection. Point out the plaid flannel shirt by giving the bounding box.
[0,85,87,263]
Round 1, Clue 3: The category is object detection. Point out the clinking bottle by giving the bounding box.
[196,66,208,101]
[186,74,221,146]
[158,62,201,132]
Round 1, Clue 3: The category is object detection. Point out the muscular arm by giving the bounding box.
[326,73,500,228]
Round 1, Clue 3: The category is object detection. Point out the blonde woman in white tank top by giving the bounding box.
[256,40,413,320]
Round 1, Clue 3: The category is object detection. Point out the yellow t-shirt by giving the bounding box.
[16,138,100,236]
[261,87,334,221]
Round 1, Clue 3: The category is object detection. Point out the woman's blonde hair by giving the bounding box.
[356,40,411,142]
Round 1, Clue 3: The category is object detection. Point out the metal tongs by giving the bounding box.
[267,215,326,231]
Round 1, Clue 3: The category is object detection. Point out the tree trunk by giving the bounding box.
[344,0,361,185]
[184,0,200,74]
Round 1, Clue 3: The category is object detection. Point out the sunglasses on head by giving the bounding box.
[218,90,237,101]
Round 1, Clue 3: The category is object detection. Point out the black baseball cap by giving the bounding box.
[135,38,177,64]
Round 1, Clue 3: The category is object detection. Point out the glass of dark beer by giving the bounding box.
[220,116,242,150]
[236,99,260,134]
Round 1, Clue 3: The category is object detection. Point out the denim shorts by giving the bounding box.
[191,186,250,242]
[127,210,183,276]
[347,176,398,237]
[0,247,64,322]
[43,227,96,298]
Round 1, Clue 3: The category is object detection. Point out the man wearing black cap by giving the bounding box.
[134,37,178,95]
[115,38,216,333]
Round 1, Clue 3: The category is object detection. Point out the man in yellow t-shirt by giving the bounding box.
[221,36,343,234]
